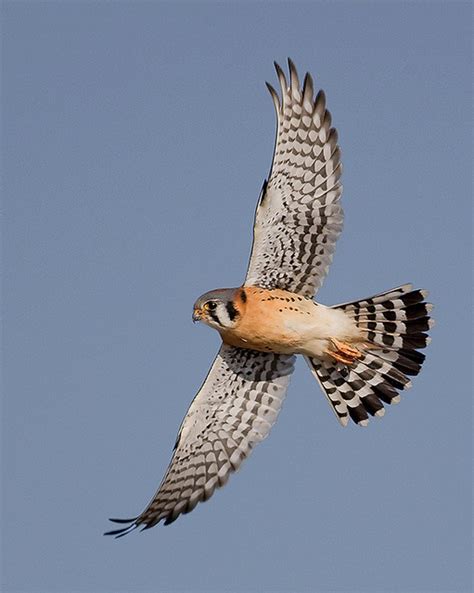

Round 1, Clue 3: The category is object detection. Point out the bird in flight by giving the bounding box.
[105,60,432,537]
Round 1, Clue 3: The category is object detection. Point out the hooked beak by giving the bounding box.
[192,308,203,323]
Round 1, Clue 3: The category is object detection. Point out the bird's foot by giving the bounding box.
[328,338,363,365]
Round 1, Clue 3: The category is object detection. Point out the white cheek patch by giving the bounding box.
[216,304,232,328]
[206,303,238,329]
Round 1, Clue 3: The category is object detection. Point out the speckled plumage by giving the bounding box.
[245,61,343,298]
[105,61,432,537]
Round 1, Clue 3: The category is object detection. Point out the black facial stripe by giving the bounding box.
[208,310,220,324]
[240,290,247,303]
[225,301,239,322]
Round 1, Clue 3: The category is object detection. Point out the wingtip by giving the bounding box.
[104,519,139,538]
[265,81,280,111]
[274,61,287,85]
[108,516,138,524]
[104,527,133,538]
[314,88,326,113]
[287,58,300,92]
[302,72,314,101]
[315,88,326,101]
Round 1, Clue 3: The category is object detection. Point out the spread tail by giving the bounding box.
[306,284,433,426]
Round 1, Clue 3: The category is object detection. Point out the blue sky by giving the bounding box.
[2,2,472,592]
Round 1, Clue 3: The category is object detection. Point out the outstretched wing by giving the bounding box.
[245,59,344,298]
[105,345,295,536]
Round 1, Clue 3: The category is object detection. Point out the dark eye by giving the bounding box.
[207,301,217,311]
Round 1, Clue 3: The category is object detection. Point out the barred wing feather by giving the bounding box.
[245,59,343,298]
[105,345,295,536]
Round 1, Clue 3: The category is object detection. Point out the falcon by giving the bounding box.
[105,60,432,537]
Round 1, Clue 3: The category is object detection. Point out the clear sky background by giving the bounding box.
[2,2,472,592]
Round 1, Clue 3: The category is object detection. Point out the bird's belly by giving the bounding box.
[219,288,362,357]
[218,294,317,354]
[219,319,301,354]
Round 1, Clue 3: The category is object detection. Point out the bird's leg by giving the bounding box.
[327,338,364,365]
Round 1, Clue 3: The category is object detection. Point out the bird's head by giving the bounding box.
[192,287,247,331]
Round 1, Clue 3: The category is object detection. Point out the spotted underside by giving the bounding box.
[106,345,295,536]
[245,59,343,298]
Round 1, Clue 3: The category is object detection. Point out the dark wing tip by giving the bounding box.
[104,524,138,538]
[315,88,326,110]
[163,513,179,526]
[104,516,139,538]
[265,81,280,112]
[273,61,284,77]
[302,72,314,101]
[265,81,277,94]
[287,57,299,90]
[108,516,138,524]
[274,61,287,87]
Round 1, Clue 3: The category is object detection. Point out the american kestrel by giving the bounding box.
[106,60,432,537]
